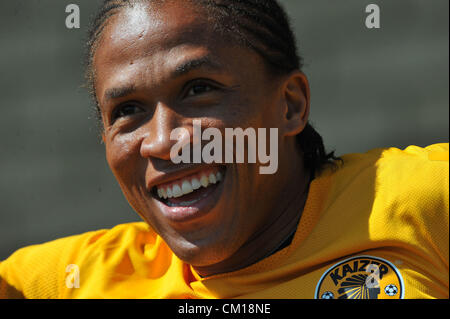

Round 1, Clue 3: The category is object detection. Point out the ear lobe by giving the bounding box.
[283,71,310,137]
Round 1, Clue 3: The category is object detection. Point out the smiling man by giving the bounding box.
[93,0,316,277]
[0,0,448,299]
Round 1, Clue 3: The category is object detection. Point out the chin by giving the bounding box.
[167,233,240,268]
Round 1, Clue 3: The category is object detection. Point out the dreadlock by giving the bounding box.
[85,0,342,176]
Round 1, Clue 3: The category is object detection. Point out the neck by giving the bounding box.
[194,162,311,278]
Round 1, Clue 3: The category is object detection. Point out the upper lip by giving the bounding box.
[146,164,224,192]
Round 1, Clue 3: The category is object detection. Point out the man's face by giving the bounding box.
[93,1,302,267]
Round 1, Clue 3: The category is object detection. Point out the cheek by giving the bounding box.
[105,133,143,185]
[223,90,280,130]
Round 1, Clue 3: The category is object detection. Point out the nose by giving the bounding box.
[140,102,189,161]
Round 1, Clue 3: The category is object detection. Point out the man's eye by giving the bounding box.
[112,104,143,121]
[186,83,216,97]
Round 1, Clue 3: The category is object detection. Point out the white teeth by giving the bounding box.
[172,184,183,198]
[191,178,201,190]
[200,175,209,188]
[181,180,193,195]
[156,169,224,199]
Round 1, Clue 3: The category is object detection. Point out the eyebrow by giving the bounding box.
[172,56,223,77]
[103,56,223,102]
[104,85,137,102]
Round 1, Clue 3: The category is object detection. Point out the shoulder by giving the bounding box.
[371,144,448,251]
[0,222,152,299]
[331,143,449,197]
[1,222,153,264]
[374,143,448,204]
[331,143,449,215]
[372,143,448,179]
[348,143,450,213]
[327,143,448,261]
[321,143,448,245]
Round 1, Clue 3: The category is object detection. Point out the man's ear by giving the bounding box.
[281,71,310,137]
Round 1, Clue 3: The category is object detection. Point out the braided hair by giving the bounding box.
[85,0,342,176]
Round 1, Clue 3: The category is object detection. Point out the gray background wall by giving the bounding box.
[0,0,448,260]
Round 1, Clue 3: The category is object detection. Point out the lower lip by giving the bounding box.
[154,176,225,223]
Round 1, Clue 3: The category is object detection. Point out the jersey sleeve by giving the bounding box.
[375,143,449,297]
[394,143,449,264]
[412,144,448,265]
[0,229,107,299]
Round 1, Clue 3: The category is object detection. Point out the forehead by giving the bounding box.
[94,2,247,91]
[92,1,271,105]
[101,2,213,53]
[94,1,225,71]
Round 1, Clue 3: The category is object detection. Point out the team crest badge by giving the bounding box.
[315,255,404,299]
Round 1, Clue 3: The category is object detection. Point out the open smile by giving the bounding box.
[150,166,227,223]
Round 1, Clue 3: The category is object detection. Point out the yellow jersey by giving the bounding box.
[1,144,448,299]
